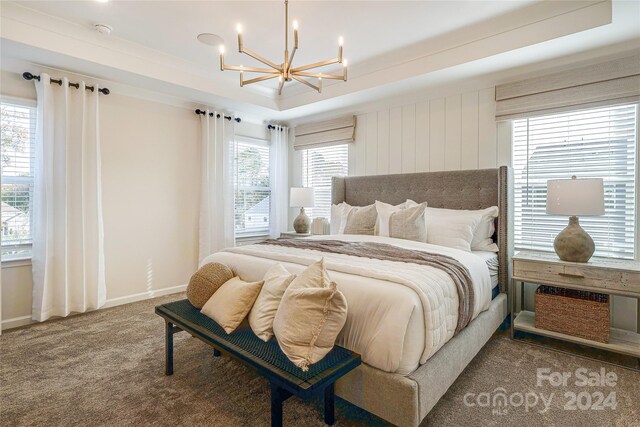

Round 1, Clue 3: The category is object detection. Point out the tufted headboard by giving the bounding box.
[331,166,514,293]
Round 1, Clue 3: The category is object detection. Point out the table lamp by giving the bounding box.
[546,176,604,262]
[290,187,314,234]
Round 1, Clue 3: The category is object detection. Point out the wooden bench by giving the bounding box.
[155,299,361,427]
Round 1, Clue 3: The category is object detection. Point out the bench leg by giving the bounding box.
[270,383,292,427]
[165,321,174,376]
[324,383,335,425]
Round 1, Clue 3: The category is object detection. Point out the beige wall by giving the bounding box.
[0,70,266,329]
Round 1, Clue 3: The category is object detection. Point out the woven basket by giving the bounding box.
[535,286,610,343]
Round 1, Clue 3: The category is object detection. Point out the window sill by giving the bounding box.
[2,257,32,268]
[235,234,270,246]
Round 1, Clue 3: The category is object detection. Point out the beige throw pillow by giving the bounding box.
[201,277,264,334]
[378,201,427,242]
[273,259,348,371]
[340,204,377,235]
[248,264,296,342]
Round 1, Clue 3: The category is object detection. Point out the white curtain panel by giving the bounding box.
[269,126,289,238]
[198,111,236,263]
[32,73,106,322]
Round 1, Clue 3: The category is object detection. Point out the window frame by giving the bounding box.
[511,103,638,261]
[234,135,271,240]
[1,96,37,263]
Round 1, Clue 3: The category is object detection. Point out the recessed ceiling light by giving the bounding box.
[197,33,224,47]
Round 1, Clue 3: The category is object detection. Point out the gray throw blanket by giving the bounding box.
[258,239,475,334]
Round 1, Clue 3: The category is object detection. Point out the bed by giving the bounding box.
[202,166,513,426]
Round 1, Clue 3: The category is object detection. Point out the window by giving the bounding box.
[1,100,37,260]
[302,144,349,219]
[234,138,270,237]
[513,104,637,259]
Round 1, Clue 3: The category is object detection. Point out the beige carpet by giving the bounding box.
[1,293,638,427]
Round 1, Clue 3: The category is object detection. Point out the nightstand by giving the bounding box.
[279,231,312,239]
[511,250,640,359]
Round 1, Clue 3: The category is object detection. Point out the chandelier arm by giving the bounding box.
[288,46,298,72]
[240,47,283,72]
[291,75,320,93]
[293,71,344,80]
[224,65,281,74]
[242,73,281,86]
[290,58,341,73]
[277,77,286,95]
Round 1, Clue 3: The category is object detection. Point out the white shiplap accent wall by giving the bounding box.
[350,88,510,176]
[292,84,636,333]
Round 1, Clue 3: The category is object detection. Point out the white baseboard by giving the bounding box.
[1,315,35,330]
[102,284,187,308]
[1,284,187,332]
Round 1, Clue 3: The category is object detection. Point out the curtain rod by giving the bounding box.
[23,72,110,95]
[194,108,241,123]
[267,124,284,131]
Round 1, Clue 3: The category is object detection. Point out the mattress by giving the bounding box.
[201,235,492,376]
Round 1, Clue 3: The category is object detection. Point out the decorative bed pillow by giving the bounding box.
[374,200,426,238]
[186,262,235,309]
[383,202,427,242]
[330,202,350,234]
[248,264,296,342]
[273,259,348,371]
[340,204,377,235]
[201,277,264,334]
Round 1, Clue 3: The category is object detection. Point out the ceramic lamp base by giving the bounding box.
[554,216,595,263]
[293,207,311,234]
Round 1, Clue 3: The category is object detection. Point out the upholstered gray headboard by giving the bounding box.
[332,166,514,293]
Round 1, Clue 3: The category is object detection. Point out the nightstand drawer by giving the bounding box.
[513,259,640,295]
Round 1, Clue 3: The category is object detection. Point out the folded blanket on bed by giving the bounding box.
[259,239,474,333]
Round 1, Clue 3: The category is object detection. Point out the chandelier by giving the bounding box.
[219,0,347,95]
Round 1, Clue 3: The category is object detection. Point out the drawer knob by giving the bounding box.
[558,272,585,279]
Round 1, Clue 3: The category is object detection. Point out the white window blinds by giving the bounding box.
[1,100,36,259]
[235,138,271,237]
[513,104,637,259]
[302,144,349,220]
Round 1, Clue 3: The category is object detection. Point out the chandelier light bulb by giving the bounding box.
[293,20,299,30]
[279,75,283,83]
[236,24,243,34]
[343,59,348,67]
[219,45,225,54]
[338,36,344,46]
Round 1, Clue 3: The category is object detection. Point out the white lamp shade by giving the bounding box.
[290,187,315,208]
[546,178,605,216]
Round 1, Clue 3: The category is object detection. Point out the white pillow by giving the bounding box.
[330,202,350,234]
[471,207,499,252]
[423,206,498,252]
[424,207,481,252]
[248,264,296,342]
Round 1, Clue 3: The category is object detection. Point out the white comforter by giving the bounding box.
[201,234,492,375]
